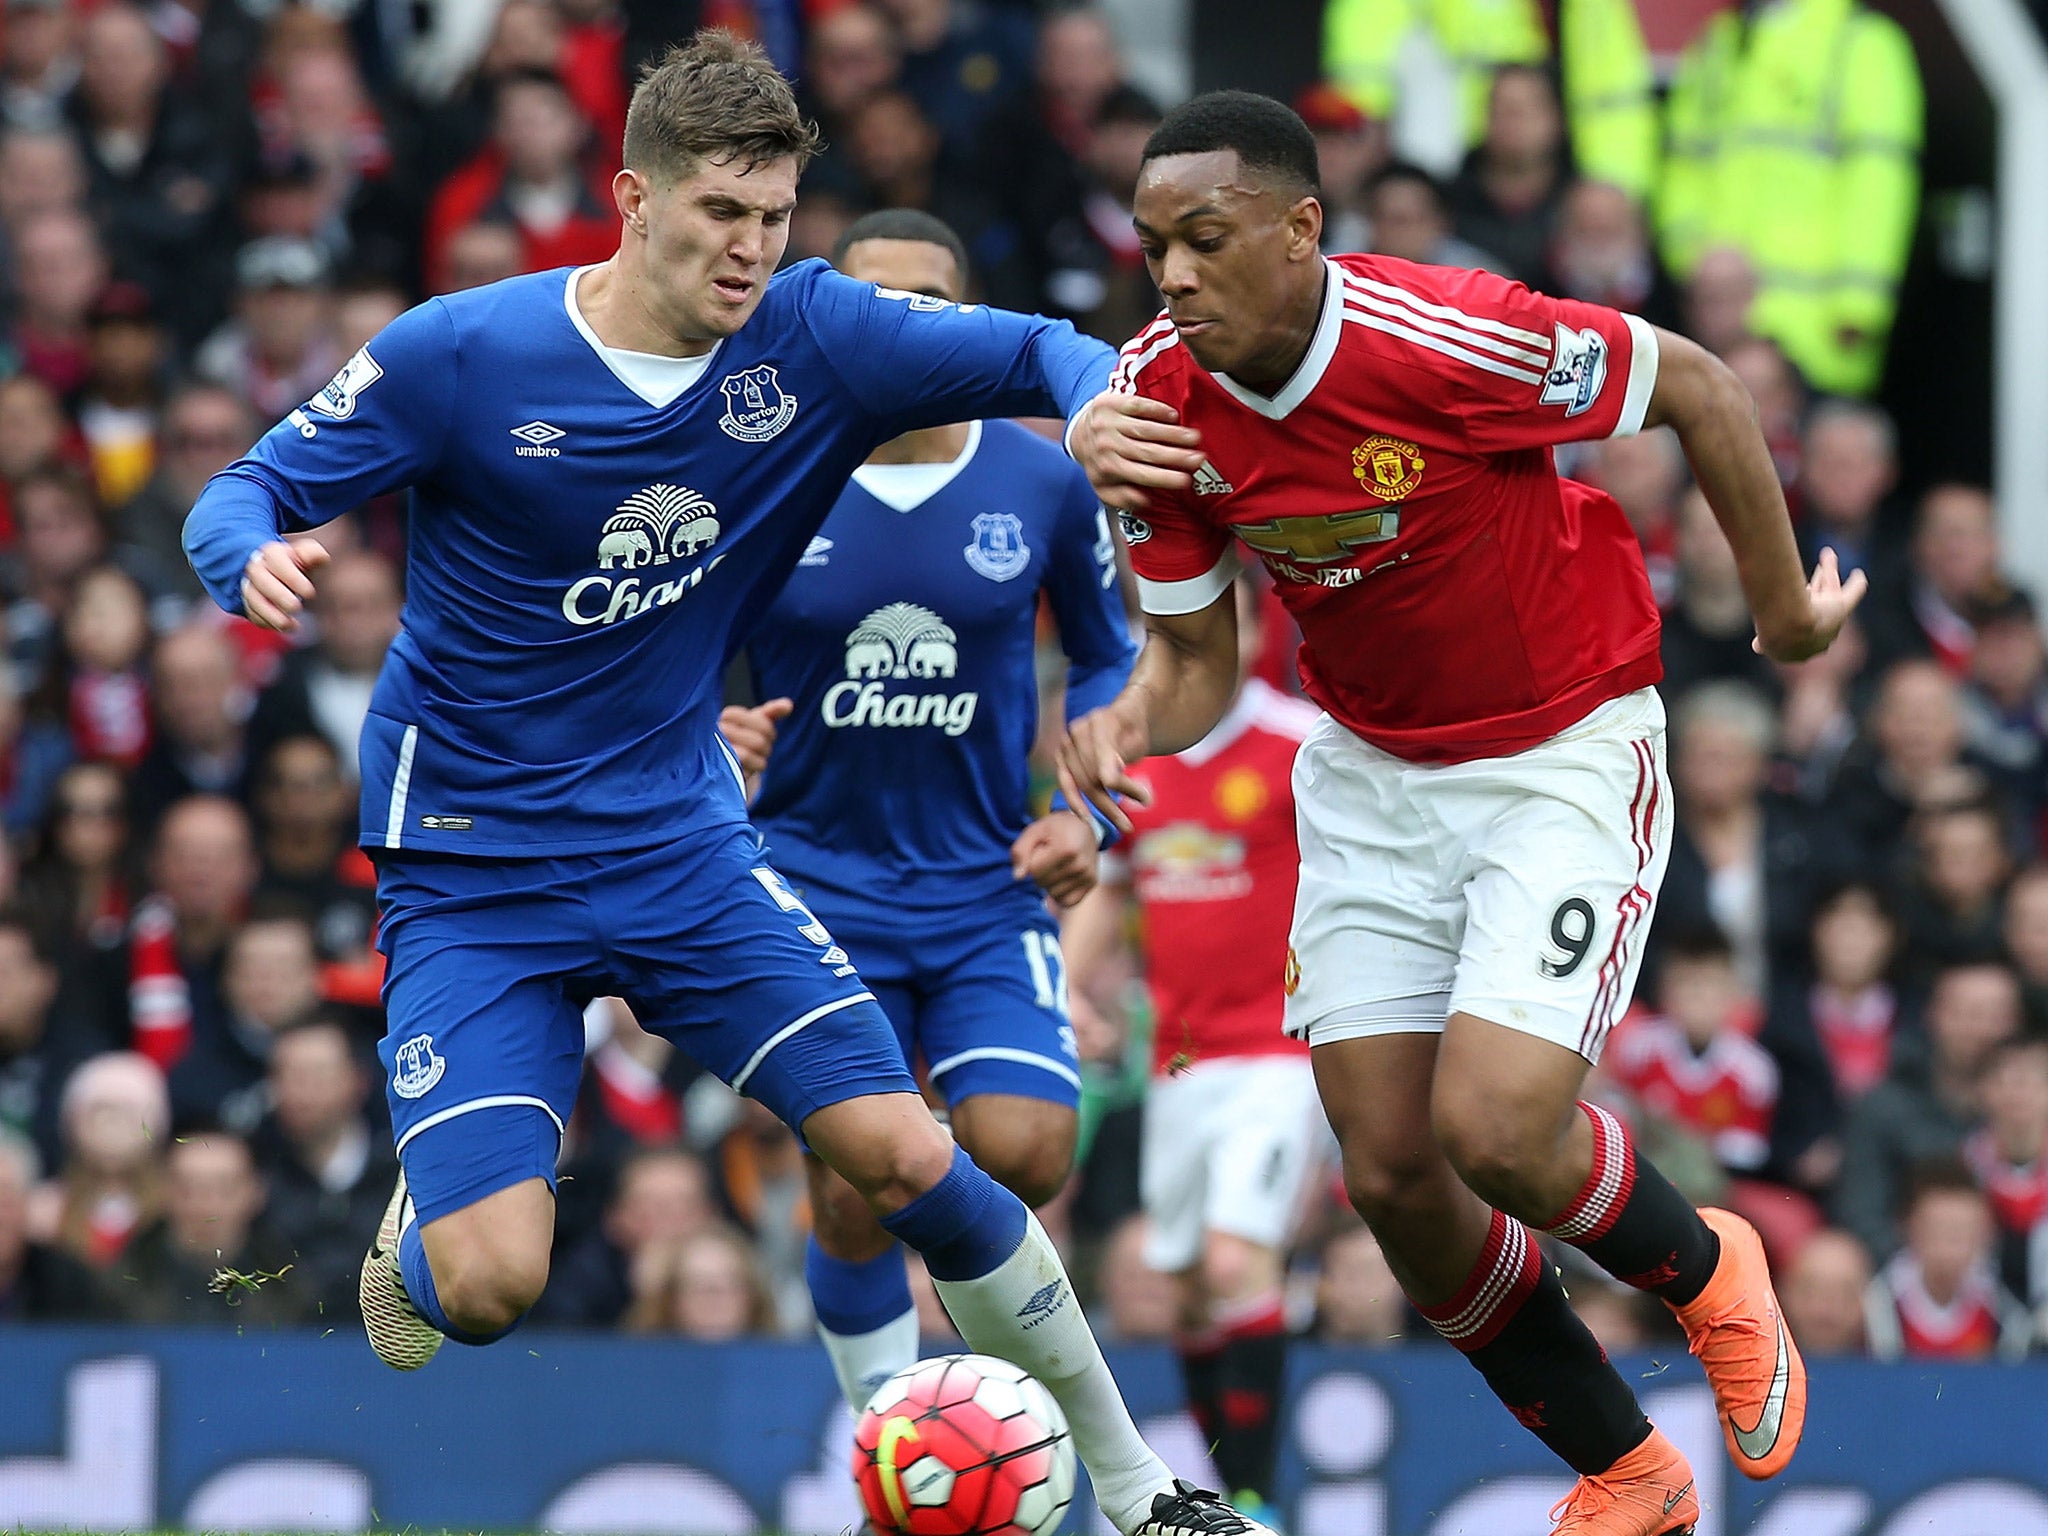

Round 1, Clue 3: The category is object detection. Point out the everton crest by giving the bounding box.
[718,364,799,442]
[965,512,1031,581]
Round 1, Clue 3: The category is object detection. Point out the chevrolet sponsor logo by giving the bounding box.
[1234,507,1402,566]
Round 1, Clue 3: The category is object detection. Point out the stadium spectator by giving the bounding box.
[1361,159,1495,271]
[1865,485,2010,680]
[1681,246,1758,360]
[1313,1224,1406,1346]
[251,734,377,967]
[6,462,117,682]
[10,204,103,395]
[1796,401,1901,586]
[31,1049,167,1270]
[973,6,1128,313]
[1445,63,1566,289]
[0,1129,84,1317]
[104,1128,310,1325]
[0,371,74,528]
[333,277,407,358]
[1297,81,1383,256]
[75,281,164,509]
[1824,660,1979,880]
[538,1144,716,1326]
[803,2,900,135]
[38,563,154,772]
[625,1224,780,1340]
[113,381,255,604]
[1611,931,1778,1178]
[1656,488,1776,700]
[436,216,524,294]
[1959,591,2048,830]
[1660,681,1850,993]
[1568,1279,1656,1354]
[67,2,238,348]
[0,908,100,1172]
[130,624,268,831]
[1582,429,1683,606]
[0,0,78,134]
[1895,799,2012,982]
[18,760,135,1036]
[1722,336,1806,489]
[172,907,321,1131]
[1836,962,2019,1257]
[1964,1036,2048,1327]
[1764,882,1905,1188]
[126,794,256,1077]
[0,657,72,840]
[422,68,616,294]
[1096,1212,1178,1342]
[194,236,342,426]
[253,548,399,774]
[1780,1227,1872,1357]
[708,1096,810,1332]
[0,129,86,298]
[2003,866,2048,1030]
[253,1017,393,1319]
[880,0,1034,148]
[252,31,403,278]
[1864,1158,2029,1361]
[1547,179,1676,332]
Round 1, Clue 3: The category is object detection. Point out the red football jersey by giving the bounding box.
[1114,253,1664,763]
[1608,1015,1778,1173]
[1108,680,1314,1074]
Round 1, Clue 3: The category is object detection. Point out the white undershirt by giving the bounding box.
[564,266,721,409]
[849,421,984,512]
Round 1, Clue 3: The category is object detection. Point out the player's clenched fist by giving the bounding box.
[1010,811,1100,907]
[1068,390,1206,512]
[1056,700,1152,837]
[240,537,331,633]
[718,697,795,775]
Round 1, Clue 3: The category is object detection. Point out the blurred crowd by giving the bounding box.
[0,0,2037,1373]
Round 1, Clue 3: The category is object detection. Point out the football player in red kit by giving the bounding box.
[1064,578,1323,1515]
[1057,93,1864,1536]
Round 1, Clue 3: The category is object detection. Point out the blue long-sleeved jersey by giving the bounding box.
[183,261,1114,856]
[746,419,1133,909]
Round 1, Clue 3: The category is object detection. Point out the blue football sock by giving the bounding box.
[399,1215,518,1348]
[806,1236,914,1335]
[878,1145,1028,1281]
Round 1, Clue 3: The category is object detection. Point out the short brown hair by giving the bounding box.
[623,30,819,183]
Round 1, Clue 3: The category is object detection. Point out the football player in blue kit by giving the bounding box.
[717,209,1135,1417]
[182,33,1248,1536]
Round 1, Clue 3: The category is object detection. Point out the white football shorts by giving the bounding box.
[1283,687,1671,1062]
[1140,1054,1325,1274]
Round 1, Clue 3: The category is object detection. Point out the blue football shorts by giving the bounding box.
[373,826,915,1223]
[803,881,1082,1112]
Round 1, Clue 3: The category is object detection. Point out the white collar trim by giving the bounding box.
[1208,259,1344,421]
[564,265,723,409]
[849,421,985,512]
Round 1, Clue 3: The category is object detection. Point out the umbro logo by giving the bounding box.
[1015,1279,1068,1327]
[511,421,565,457]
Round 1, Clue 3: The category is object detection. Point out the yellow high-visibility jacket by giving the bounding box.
[1323,0,1547,148]
[1659,0,1923,395]
[1557,0,1658,201]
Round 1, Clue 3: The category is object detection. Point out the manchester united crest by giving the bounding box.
[1352,434,1425,502]
[1283,947,1301,997]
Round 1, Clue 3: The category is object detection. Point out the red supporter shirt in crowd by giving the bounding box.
[1109,679,1315,1075]
[1114,253,1664,764]
[1608,1013,1778,1173]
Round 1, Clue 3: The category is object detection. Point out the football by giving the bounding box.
[852,1353,1077,1536]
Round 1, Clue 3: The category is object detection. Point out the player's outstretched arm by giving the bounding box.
[1056,588,1238,834]
[1644,328,1867,662]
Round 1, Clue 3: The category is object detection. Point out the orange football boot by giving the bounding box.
[1550,1428,1698,1536]
[1671,1207,1807,1480]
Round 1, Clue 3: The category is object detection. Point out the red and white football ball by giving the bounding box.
[852,1353,1077,1536]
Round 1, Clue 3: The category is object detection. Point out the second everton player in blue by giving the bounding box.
[720,209,1135,1417]
[182,32,1251,1536]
